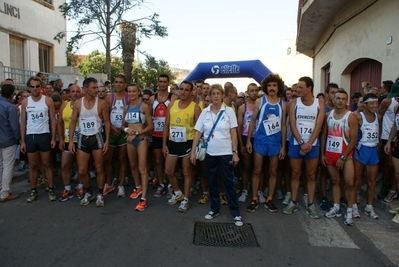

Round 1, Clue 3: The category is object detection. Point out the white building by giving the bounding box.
[296,0,399,97]
[0,0,67,87]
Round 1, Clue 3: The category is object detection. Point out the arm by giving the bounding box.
[138,103,154,135]
[336,113,358,169]
[307,99,326,147]
[100,99,111,154]
[230,127,239,167]
[68,100,80,153]
[279,101,287,160]
[385,117,397,154]
[246,99,261,154]
[58,102,67,151]
[190,130,203,166]
[46,97,57,148]
[319,115,328,166]
[162,104,172,156]
[19,99,27,153]
[9,104,20,143]
[105,94,120,137]
[236,104,245,155]
[194,104,201,124]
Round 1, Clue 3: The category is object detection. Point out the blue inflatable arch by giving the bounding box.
[184,60,272,84]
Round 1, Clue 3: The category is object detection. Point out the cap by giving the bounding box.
[387,81,399,98]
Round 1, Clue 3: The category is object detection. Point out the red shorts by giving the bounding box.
[325,156,352,166]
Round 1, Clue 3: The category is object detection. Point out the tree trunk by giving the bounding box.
[120,21,137,84]
[105,2,112,80]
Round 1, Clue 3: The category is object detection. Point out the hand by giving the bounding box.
[278,148,286,160]
[58,140,65,151]
[246,142,252,154]
[126,135,136,144]
[320,156,326,167]
[162,145,169,157]
[240,146,247,156]
[20,142,26,154]
[111,127,121,137]
[190,152,197,166]
[335,158,344,170]
[384,144,391,155]
[102,141,109,155]
[232,153,239,167]
[50,138,56,149]
[68,142,75,154]
[301,143,311,153]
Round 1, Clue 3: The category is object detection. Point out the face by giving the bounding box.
[54,100,62,110]
[364,99,378,113]
[333,92,348,109]
[204,95,211,108]
[158,77,169,91]
[247,85,259,100]
[45,85,54,96]
[211,88,224,104]
[357,97,364,112]
[22,92,30,99]
[179,83,192,101]
[57,79,64,88]
[327,87,339,102]
[69,86,81,101]
[296,81,309,97]
[127,85,140,100]
[84,82,98,97]
[195,83,203,95]
[267,82,279,96]
[28,80,42,97]
[286,90,292,101]
[191,84,198,101]
[202,84,210,96]
[141,94,151,103]
[230,87,238,101]
[291,85,298,98]
[97,86,107,99]
[170,84,178,93]
[114,77,126,92]
[39,74,46,82]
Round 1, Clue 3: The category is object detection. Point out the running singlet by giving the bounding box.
[381,97,399,140]
[242,102,254,137]
[125,102,145,124]
[79,97,103,136]
[110,93,128,128]
[291,97,319,146]
[254,97,283,144]
[325,110,352,158]
[63,101,79,142]
[357,112,379,147]
[152,93,172,138]
[168,100,196,142]
[26,95,50,134]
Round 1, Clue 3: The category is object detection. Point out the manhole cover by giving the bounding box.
[193,222,259,247]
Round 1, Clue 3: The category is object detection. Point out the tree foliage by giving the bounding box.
[55,0,168,80]
[79,50,124,82]
[134,55,176,88]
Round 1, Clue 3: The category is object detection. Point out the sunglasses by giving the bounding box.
[98,90,106,93]
[142,98,149,101]
[29,85,41,88]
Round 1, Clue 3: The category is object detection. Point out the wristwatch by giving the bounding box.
[340,155,346,161]
[298,139,305,145]
[134,131,139,136]
[233,150,238,154]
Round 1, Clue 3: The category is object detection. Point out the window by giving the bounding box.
[9,36,24,69]
[42,0,52,3]
[39,44,52,73]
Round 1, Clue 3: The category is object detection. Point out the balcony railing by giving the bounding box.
[3,66,59,91]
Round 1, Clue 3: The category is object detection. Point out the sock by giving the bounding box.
[141,197,146,201]
[286,192,291,195]
[168,184,172,188]
[352,203,358,209]
[347,208,353,213]
[85,187,92,194]
[322,197,327,201]
[257,190,262,196]
[266,196,272,202]
[334,203,340,209]
[252,197,258,202]
[366,204,372,210]
[99,188,103,195]
[104,183,108,188]
[65,185,71,191]
[292,200,298,205]
[242,190,248,195]
[308,203,313,207]
[183,197,188,201]
[32,188,37,192]
[136,185,142,189]
[78,183,84,188]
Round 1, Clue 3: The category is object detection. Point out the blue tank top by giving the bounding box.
[125,102,146,124]
[254,97,283,144]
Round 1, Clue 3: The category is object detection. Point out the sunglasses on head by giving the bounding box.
[142,97,149,101]
[98,90,106,93]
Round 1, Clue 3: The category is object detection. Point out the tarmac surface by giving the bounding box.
[1,163,399,267]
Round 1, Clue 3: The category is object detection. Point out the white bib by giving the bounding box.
[170,126,186,142]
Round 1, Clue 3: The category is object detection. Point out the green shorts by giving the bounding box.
[109,132,127,147]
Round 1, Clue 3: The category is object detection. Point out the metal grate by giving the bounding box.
[193,222,259,247]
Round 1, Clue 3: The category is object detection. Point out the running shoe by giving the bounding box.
[384,190,398,203]
[89,171,96,179]
[59,189,73,202]
[377,184,389,200]
[324,206,342,218]
[356,192,361,205]
[352,206,361,218]
[103,184,115,196]
[95,194,105,207]
[151,177,159,188]
[282,192,291,206]
[364,206,379,219]
[220,193,227,205]
[302,194,308,208]
[80,192,95,206]
[178,198,189,212]
[75,187,85,200]
[306,204,320,219]
[198,193,209,204]
[168,190,183,205]
[340,197,348,208]
[344,212,354,226]
[153,185,166,197]
[263,187,269,198]
[26,190,39,203]
[205,211,219,220]
[190,187,198,197]
[234,216,243,227]
[246,200,258,212]
[117,186,125,198]
[135,199,147,211]
[319,198,328,211]
[274,189,284,200]
[38,179,48,188]
[283,201,299,215]
[238,192,247,203]
[389,206,399,215]
[18,161,26,171]
[129,188,143,199]
[48,189,57,201]
[264,200,278,213]
[167,187,173,198]
[392,214,399,224]
[258,193,266,204]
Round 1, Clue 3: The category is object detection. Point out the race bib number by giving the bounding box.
[110,111,123,127]
[79,117,98,135]
[366,131,378,142]
[263,116,281,136]
[326,135,343,153]
[294,121,317,146]
[29,110,46,124]
[65,127,80,142]
[154,117,165,132]
[126,112,139,123]
[170,126,186,142]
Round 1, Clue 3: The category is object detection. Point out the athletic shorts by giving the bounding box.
[253,140,280,157]
[392,143,399,159]
[129,137,146,148]
[77,132,105,154]
[109,132,127,147]
[26,133,51,153]
[353,145,379,165]
[152,136,163,149]
[64,142,77,152]
[167,140,192,158]
[288,144,319,160]
[325,155,352,166]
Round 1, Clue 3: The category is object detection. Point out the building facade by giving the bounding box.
[0,0,66,86]
[296,0,399,96]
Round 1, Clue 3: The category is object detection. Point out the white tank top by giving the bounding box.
[79,97,103,136]
[292,97,319,146]
[358,112,379,147]
[381,97,398,140]
[26,95,50,134]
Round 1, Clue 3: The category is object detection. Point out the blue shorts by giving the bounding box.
[288,144,319,160]
[253,141,280,157]
[353,145,379,165]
